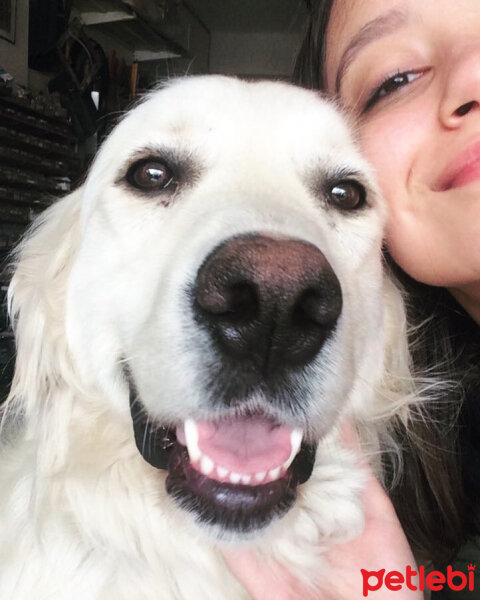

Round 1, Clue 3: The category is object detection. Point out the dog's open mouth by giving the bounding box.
[129,393,317,533]
[177,416,302,485]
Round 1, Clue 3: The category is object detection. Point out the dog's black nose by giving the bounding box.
[194,234,342,373]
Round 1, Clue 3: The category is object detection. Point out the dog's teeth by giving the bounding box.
[230,472,241,484]
[184,419,201,462]
[255,471,266,483]
[241,474,251,485]
[217,467,228,479]
[217,466,229,479]
[282,428,303,471]
[200,455,214,475]
[268,467,281,481]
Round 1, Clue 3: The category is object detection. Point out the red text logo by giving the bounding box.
[361,564,476,596]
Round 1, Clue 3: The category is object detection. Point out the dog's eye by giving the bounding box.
[126,159,175,192]
[328,180,366,211]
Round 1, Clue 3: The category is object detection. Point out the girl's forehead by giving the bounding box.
[327,0,408,92]
[327,0,480,63]
[325,0,391,90]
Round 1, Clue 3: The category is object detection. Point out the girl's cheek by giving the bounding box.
[361,117,405,168]
[385,215,422,278]
[359,107,427,208]
[358,114,429,280]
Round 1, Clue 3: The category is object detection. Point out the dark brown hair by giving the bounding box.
[381,262,480,565]
[294,0,480,565]
[294,0,335,89]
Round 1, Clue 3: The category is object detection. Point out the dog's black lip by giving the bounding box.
[129,390,177,469]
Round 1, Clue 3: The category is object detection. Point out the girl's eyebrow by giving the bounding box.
[335,8,407,94]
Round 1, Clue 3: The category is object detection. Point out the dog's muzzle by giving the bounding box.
[129,233,342,534]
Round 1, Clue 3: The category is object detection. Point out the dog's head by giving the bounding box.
[10,76,390,537]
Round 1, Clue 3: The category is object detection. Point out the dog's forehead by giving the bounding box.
[112,76,355,157]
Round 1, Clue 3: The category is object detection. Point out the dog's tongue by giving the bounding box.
[177,415,302,476]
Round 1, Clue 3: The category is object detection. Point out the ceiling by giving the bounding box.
[184,0,308,34]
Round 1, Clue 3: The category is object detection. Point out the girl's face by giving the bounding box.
[325,0,480,303]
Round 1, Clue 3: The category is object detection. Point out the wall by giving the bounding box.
[139,4,210,83]
[0,0,29,86]
[210,31,303,79]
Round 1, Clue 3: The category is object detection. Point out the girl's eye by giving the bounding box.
[363,70,424,112]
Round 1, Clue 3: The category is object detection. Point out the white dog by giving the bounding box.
[0,76,418,599]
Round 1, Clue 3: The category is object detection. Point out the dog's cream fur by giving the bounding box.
[0,76,417,599]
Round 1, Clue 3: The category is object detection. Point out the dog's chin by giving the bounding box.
[129,392,317,535]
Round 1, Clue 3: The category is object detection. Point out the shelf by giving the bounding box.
[74,0,185,61]
[0,106,77,142]
[0,201,37,226]
[0,221,28,251]
[81,9,136,26]
[0,94,71,127]
[0,91,81,395]
[0,185,52,207]
[0,166,70,194]
[0,94,80,238]
[0,126,77,160]
[0,147,77,177]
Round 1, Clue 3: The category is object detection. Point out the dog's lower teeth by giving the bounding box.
[217,466,228,478]
[192,457,286,485]
[194,462,285,485]
[230,472,241,484]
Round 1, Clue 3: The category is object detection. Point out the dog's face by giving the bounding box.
[65,76,386,536]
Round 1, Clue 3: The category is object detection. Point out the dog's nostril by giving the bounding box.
[196,281,259,320]
[294,286,342,327]
[225,282,259,320]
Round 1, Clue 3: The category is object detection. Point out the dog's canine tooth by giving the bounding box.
[254,471,266,483]
[241,474,251,485]
[217,466,228,479]
[200,455,215,475]
[230,472,241,484]
[282,428,303,471]
[291,428,303,454]
[184,418,201,462]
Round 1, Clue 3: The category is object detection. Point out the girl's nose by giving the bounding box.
[439,44,480,128]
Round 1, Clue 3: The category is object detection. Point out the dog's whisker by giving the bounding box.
[141,415,151,457]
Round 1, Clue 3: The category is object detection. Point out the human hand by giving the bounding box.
[222,426,423,599]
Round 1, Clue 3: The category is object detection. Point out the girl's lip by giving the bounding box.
[437,140,480,191]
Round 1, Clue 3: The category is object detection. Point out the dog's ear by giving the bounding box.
[4,189,83,421]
